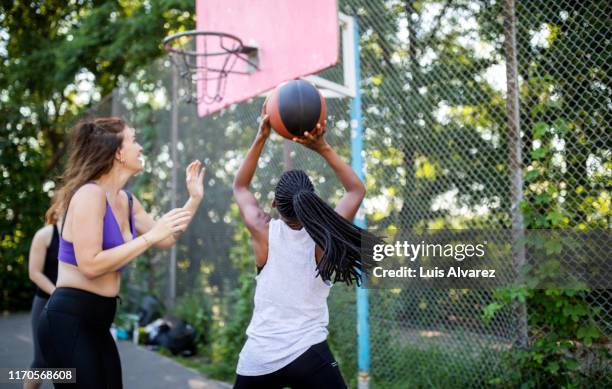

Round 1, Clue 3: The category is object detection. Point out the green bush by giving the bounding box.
[328,286,358,388]
[481,115,612,387]
[484,287,610,388]
[1,217,45,312]
[173,292,214,349]
[207,218,256,381]
[376,345,494,389]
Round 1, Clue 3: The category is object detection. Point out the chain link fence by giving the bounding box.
[93,0,609,387]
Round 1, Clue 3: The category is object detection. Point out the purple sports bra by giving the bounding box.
[58,185,136,271]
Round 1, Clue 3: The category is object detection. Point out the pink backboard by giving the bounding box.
[195,0,339,116]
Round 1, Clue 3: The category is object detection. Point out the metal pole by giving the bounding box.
[349,17,370,389]
[111,89,120,117]
[503,0,528,348]
[169,65,179,309]
[283,139,293,171]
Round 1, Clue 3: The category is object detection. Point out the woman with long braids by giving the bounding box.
[232,106,377,388]
[37,117,206,388]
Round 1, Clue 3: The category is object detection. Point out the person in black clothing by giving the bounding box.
[25,204,60,389]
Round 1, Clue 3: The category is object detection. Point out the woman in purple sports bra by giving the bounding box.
[37,117,205,389]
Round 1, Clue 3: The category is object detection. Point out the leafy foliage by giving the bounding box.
[0,0,194,311]
[206,212,256,381]
[481,1,610,381]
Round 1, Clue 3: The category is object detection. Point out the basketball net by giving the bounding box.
[163,31,258,104]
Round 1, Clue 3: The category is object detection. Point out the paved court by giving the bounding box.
[0,313,231,389]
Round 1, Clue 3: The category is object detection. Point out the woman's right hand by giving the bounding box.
[145,208,192,243]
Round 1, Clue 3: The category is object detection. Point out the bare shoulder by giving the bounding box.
[37,224,54,236]
[73,182,106,197]
[70,183,106,212]
[33,224,54,246]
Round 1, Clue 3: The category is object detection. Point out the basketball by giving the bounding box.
[265,80,327,140]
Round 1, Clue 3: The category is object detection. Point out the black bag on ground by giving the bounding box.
[156,319,197,356]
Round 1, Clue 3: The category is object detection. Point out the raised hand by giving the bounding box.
[292,120,329,152]
[257,114,271,140]
[148,208,192,243]
[186,160,206,200]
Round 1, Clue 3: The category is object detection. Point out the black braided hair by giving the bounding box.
[275,169,379,286]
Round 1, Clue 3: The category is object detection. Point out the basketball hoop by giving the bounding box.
[163,30,259,104]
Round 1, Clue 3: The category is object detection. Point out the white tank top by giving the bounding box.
[236,219,333,376]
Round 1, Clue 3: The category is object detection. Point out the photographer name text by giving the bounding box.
[371,241,496,279]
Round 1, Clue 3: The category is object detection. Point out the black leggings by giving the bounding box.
[30,295,49,369]
[38,287,122,389]
[234,340,346,389]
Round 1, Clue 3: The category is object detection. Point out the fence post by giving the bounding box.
[348,17,370,389]
[283,139,293,171]
[503,0,528,348]
[168,65,178,310]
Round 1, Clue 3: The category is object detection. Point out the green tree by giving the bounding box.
[0,0,194,311]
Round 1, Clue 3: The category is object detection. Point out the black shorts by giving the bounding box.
[234,340,346,389]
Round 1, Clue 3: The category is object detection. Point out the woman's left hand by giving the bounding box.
[186,160,206,200]
[293,121,329,152]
